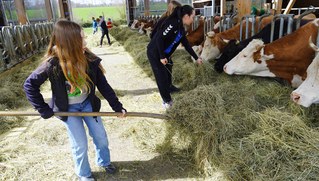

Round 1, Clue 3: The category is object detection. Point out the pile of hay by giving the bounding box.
[110,27,319,179]
[220,108,319,180]
[0,54,43,135]
[110,27,219,91]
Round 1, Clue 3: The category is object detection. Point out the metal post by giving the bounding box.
[270,14,294,42]
[211,0,215,16]
[296,6,316,29]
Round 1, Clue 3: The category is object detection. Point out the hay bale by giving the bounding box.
[220,108,319,180]
[166,84,260,174]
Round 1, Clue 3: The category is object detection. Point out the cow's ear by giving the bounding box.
[207,31,215,38]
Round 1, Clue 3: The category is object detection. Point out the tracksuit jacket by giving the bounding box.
[147,16,198,103]
[23,53,124,121]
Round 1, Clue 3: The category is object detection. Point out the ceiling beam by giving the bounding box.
[283,0,296,14]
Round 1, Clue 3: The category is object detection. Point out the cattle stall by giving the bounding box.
[0,0,73,73]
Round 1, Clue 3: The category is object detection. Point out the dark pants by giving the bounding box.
[100,29,111,45]
[147,48,172,103]
[165,58,173,87]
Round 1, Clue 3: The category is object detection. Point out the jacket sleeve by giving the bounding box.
[23,62,54,118]
[155,19,178,59]
[181,36,199,60]
[95,65,124,112]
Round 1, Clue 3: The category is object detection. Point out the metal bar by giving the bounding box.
[270,14,294,42]
[296,7,316,29]
[287,16,293,34]
[270,19,275,42]
[251,16,255,37]
[211,0,215,16]
[317,27,319,56]
[279,17,284,39]
[0,111,168,120]
[239,17,244,41]
[245,18,249,39]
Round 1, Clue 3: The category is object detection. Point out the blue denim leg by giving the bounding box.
[82,105,111,167]
[63,99,111,177]
[63,105,91,177]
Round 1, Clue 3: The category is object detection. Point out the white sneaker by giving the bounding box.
[162,100,173,109]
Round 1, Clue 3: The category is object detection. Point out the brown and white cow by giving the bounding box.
[200,16,273,61]
[139,20,155,34]
[224,19,319,88]
[291,39,319,107]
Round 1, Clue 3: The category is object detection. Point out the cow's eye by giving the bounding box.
[243,55,247,58]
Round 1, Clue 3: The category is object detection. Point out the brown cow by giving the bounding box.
[224,19,319,88]
[200,15,273,61]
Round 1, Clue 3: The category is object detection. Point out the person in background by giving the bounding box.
[99,13,111,47]
[150,0,182,93]
[147,5,203,109]
[92,17,98,34]
[23,20,126,181]
[107,18,113,29]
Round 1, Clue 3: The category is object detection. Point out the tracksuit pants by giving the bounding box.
[147,47,172,103]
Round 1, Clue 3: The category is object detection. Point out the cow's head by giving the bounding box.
[291,54,319,107]
[223,39,274,76]
[131,19,138,29]
[138,22,145,34]
[214,39,241,73]
[200,32,229,61]
[291,38,319,107]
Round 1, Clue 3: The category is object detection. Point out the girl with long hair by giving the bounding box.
[24,20,126,181]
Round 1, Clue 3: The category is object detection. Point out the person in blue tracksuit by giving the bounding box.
[150,0,182,93]
[24,20,126,181]
[147,5,203,108]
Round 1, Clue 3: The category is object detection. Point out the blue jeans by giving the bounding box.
[62,98,111,177]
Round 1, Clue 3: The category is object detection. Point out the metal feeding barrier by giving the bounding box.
[0,111,168,120]
[296,6,316,29]
[270,14,294,43]
[0,22,54,73]
[239,15,259,41]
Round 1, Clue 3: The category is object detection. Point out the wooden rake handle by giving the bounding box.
[0,111,167,120]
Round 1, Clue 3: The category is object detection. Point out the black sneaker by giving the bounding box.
[78,175,95,181]
[104,164,117,174]
[169,85,180,93]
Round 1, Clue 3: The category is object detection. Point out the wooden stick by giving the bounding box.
[0,111,168,120]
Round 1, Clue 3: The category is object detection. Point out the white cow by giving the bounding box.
[291,38,319,107]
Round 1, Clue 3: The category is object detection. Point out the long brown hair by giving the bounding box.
[45,20,92,93]
[161,0,182,18]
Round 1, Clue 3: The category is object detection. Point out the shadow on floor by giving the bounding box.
[93,153,200,181]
